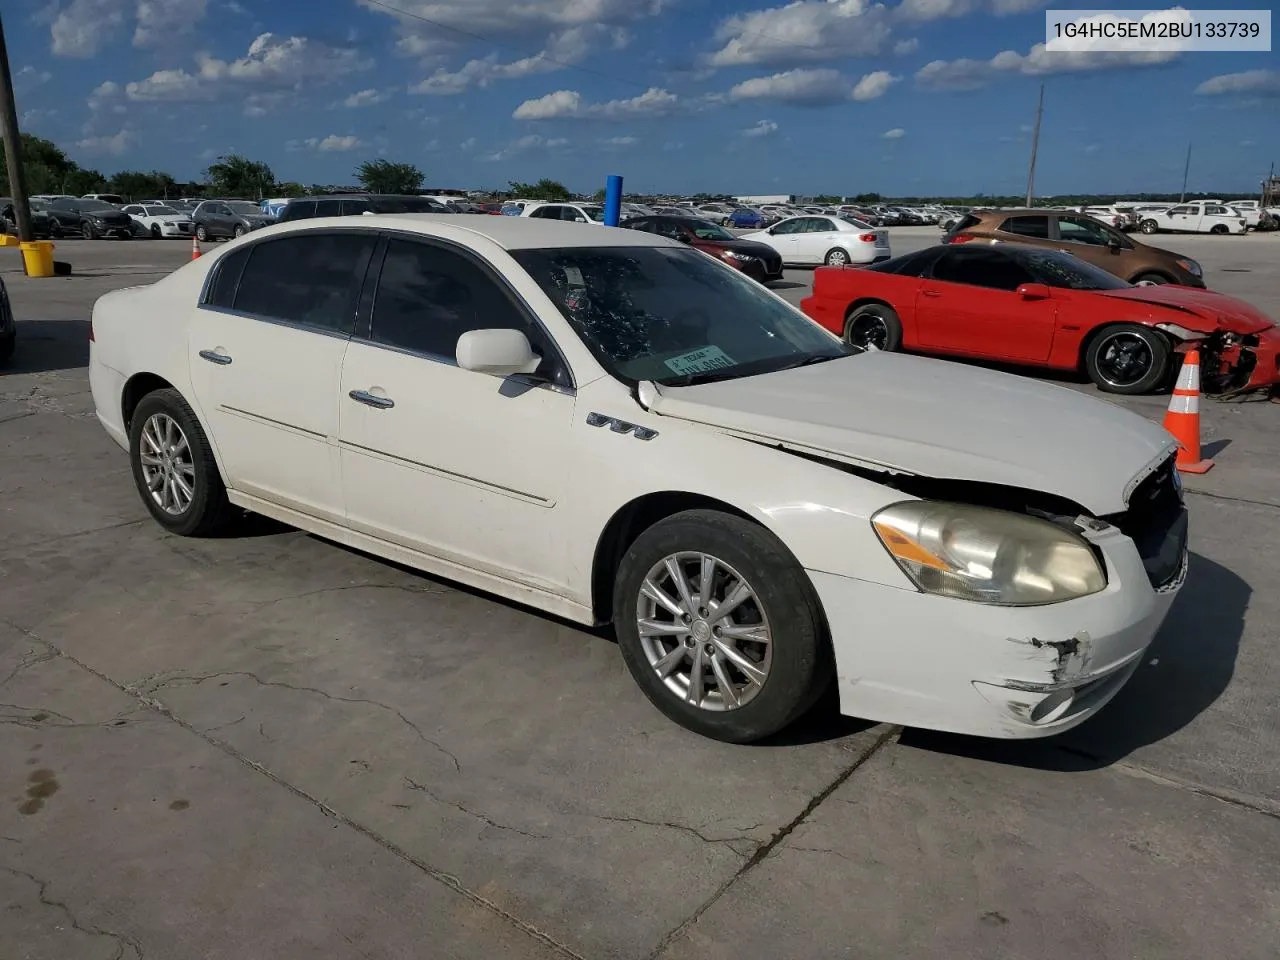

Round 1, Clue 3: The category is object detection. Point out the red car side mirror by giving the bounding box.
[1017,282,1052,301]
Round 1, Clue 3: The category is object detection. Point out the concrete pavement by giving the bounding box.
[2,228,1278,959]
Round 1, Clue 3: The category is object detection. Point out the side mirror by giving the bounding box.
[1016,283,1052,301]
[767,226,777,235]
[456,329,541,378]
[1107,238,1122,252]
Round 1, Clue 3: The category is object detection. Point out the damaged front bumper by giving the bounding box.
[810,518,1186,739]
[1200,325,1280,397]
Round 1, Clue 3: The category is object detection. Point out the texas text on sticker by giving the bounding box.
[663,346,736,375]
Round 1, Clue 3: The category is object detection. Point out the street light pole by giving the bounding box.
[1024,83,1044,208]
[1179,142,1192,203]
[0,13,34,242]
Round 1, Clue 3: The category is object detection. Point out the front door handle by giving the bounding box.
[198,349,232,365]
[348,389,394,410]
[921,290,943,298]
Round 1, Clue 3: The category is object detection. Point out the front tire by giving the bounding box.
[845,303,903,352]
[233,224,247,238]
[81,222,96,240]
[129,389,235,536]
[1085,324,1171,395]
[613,510,831,743]
[1139,219,1159,235]
[1132,272,1169,286]
[196,224,209,242]
[150,224,161,239]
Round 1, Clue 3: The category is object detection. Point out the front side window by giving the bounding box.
[369,238,548,372]
[512,246,845,387]
[279,201,316,221]
[529,206,559,219]
[232,233,375,333]
[771,219,801,235]
[689,220,733,241]
[205,246,252,308]
[228,201,262,217]
[1057,216,1113,246]
[931,249,1033,292]
[314,199,343,217]
[999,215,1049,239]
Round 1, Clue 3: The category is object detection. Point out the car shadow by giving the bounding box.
[897,551,1246,771]
[1,318,90,375]
[766,280,808,291]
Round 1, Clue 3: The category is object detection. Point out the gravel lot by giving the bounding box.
[2,226,1279,960]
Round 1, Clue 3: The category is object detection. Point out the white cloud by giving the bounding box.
[75,127,135,155]
[51,0,128,56]
[893,38,920,55]
[305,134,363,152]
[86,80,126,111]
[742,119,779,138]
[728,68,849,105]
[338,88,393,108]
[124,33,370,109]
[481,133,571,161]
[513,86,678,120]
[424,138,441,150]
[882,127,906,138]
[707,1,895,68]
[15,66,53,91]
[134,0,208,47]
[897,0,1047,21]
[460,137,476,150]
[1195,70,1280,97]
[409,24,624,94]
[1083,143,1100,153]
[602,134,639,146]
[852,69,898,101]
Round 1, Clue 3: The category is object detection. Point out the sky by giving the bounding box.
[8,0,1279,196]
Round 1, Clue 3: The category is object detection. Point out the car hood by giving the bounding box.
[89,211,131,222]
[644,352,1175,515]
[705,238,779,257]
[1095,285,1274,334]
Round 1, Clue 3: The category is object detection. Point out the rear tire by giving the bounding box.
[196,224,209,242]
[845,303,903,352]
[1210,224,1228,235]
[233,224,247,238]
[0,333,14,366]
[1085,323,1171,395]
[129,388,235,536]
[613,510,831,743]
[824,247,851,266]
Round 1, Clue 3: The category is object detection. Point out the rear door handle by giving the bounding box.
[198,349,232,365]
[349,389,394,410]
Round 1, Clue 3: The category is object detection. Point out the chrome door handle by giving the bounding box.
[348,389,394,409]
[198,349,232,365]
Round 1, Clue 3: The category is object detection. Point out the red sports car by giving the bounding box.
[800,243,1279,396]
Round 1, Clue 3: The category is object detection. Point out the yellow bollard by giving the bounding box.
[19,240,55,278]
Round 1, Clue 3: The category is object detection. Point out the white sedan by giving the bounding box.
[740,215,891,266]
[88,215,1186,743]
[122,203,194,239]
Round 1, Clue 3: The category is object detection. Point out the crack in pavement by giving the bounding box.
[583,813,764,850]
[0,647,59,688]
[225,582,451,611]
[0,518,147,562]
[27,640,585,960]
[3,866,145,960]
[642,724,902,960]
[402,776,551,840]
[140,671,461,773]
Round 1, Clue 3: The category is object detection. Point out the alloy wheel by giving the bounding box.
[635,552,772,711]
[826,249,849,266]
[848,313,889,350]
[1094,331,1153,389]
[138,413,196,516]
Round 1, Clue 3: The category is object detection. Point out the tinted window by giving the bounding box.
[529,206,559,219]
[313,199,343,218]
[205,246,252,308]
[370,238,540,365]
[1057,216,1112,246]
[950,214,982,233]
[871,249,940,276]
[279,201,316,222]
[233,233,375,333]
[772,219,801,235]
[1011,249,1130,291]
[1000,215,1050,239]
[624,218,656,233]
[931,249,1033,291]
[341,199,371,216]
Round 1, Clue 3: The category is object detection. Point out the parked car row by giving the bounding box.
[89,212,1211,748]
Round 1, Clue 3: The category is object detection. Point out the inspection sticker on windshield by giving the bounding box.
[664,346,736,375]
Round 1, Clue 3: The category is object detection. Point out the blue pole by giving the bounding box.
[603,174,623,226]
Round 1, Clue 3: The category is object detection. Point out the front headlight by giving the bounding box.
[722,249,753,261]
[1176,258,1202,277]
[872,501,1106,606]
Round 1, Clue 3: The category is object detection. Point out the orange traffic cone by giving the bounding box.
[1163,348,1214,474]
[190,233,201,261]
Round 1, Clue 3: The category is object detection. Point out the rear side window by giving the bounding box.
[950,214,982,233]
[999,215,1050,239]
[314,199,343,218]
[341,199,372,216]
[204,246,251,308]
[278,201,316,222]
[232,233,376,334]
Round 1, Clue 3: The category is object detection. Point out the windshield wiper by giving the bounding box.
[771,353,841,372]
[661,369,745,387]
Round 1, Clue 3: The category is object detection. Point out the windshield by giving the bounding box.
[690,220,734,241]
[79,200,116,212]
[148,206,180,215]
[839,216,874,230]
[1016,249,1132,291]
[512,246,846,386]
[228,201,263,215]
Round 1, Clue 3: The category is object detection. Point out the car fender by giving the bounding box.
[563,377,916,612]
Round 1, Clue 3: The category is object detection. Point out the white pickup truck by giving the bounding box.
[1137,201,1248,235]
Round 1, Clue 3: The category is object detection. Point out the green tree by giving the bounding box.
[107,169,177,200]
[354,159,425,195]
[0,134,104,196]
[591,187,606,202]
[273,181,309,198]
[853,192,882,204]
[508,178,571,201]
[205,154,275,198]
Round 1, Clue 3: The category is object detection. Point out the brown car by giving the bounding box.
[944,208,1205,287]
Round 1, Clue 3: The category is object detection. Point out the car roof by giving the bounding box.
[249,213,677,250]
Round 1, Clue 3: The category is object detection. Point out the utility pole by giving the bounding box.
[1179,142,1192,202]
[0,13,33,242]
[1024,83,1044,208]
